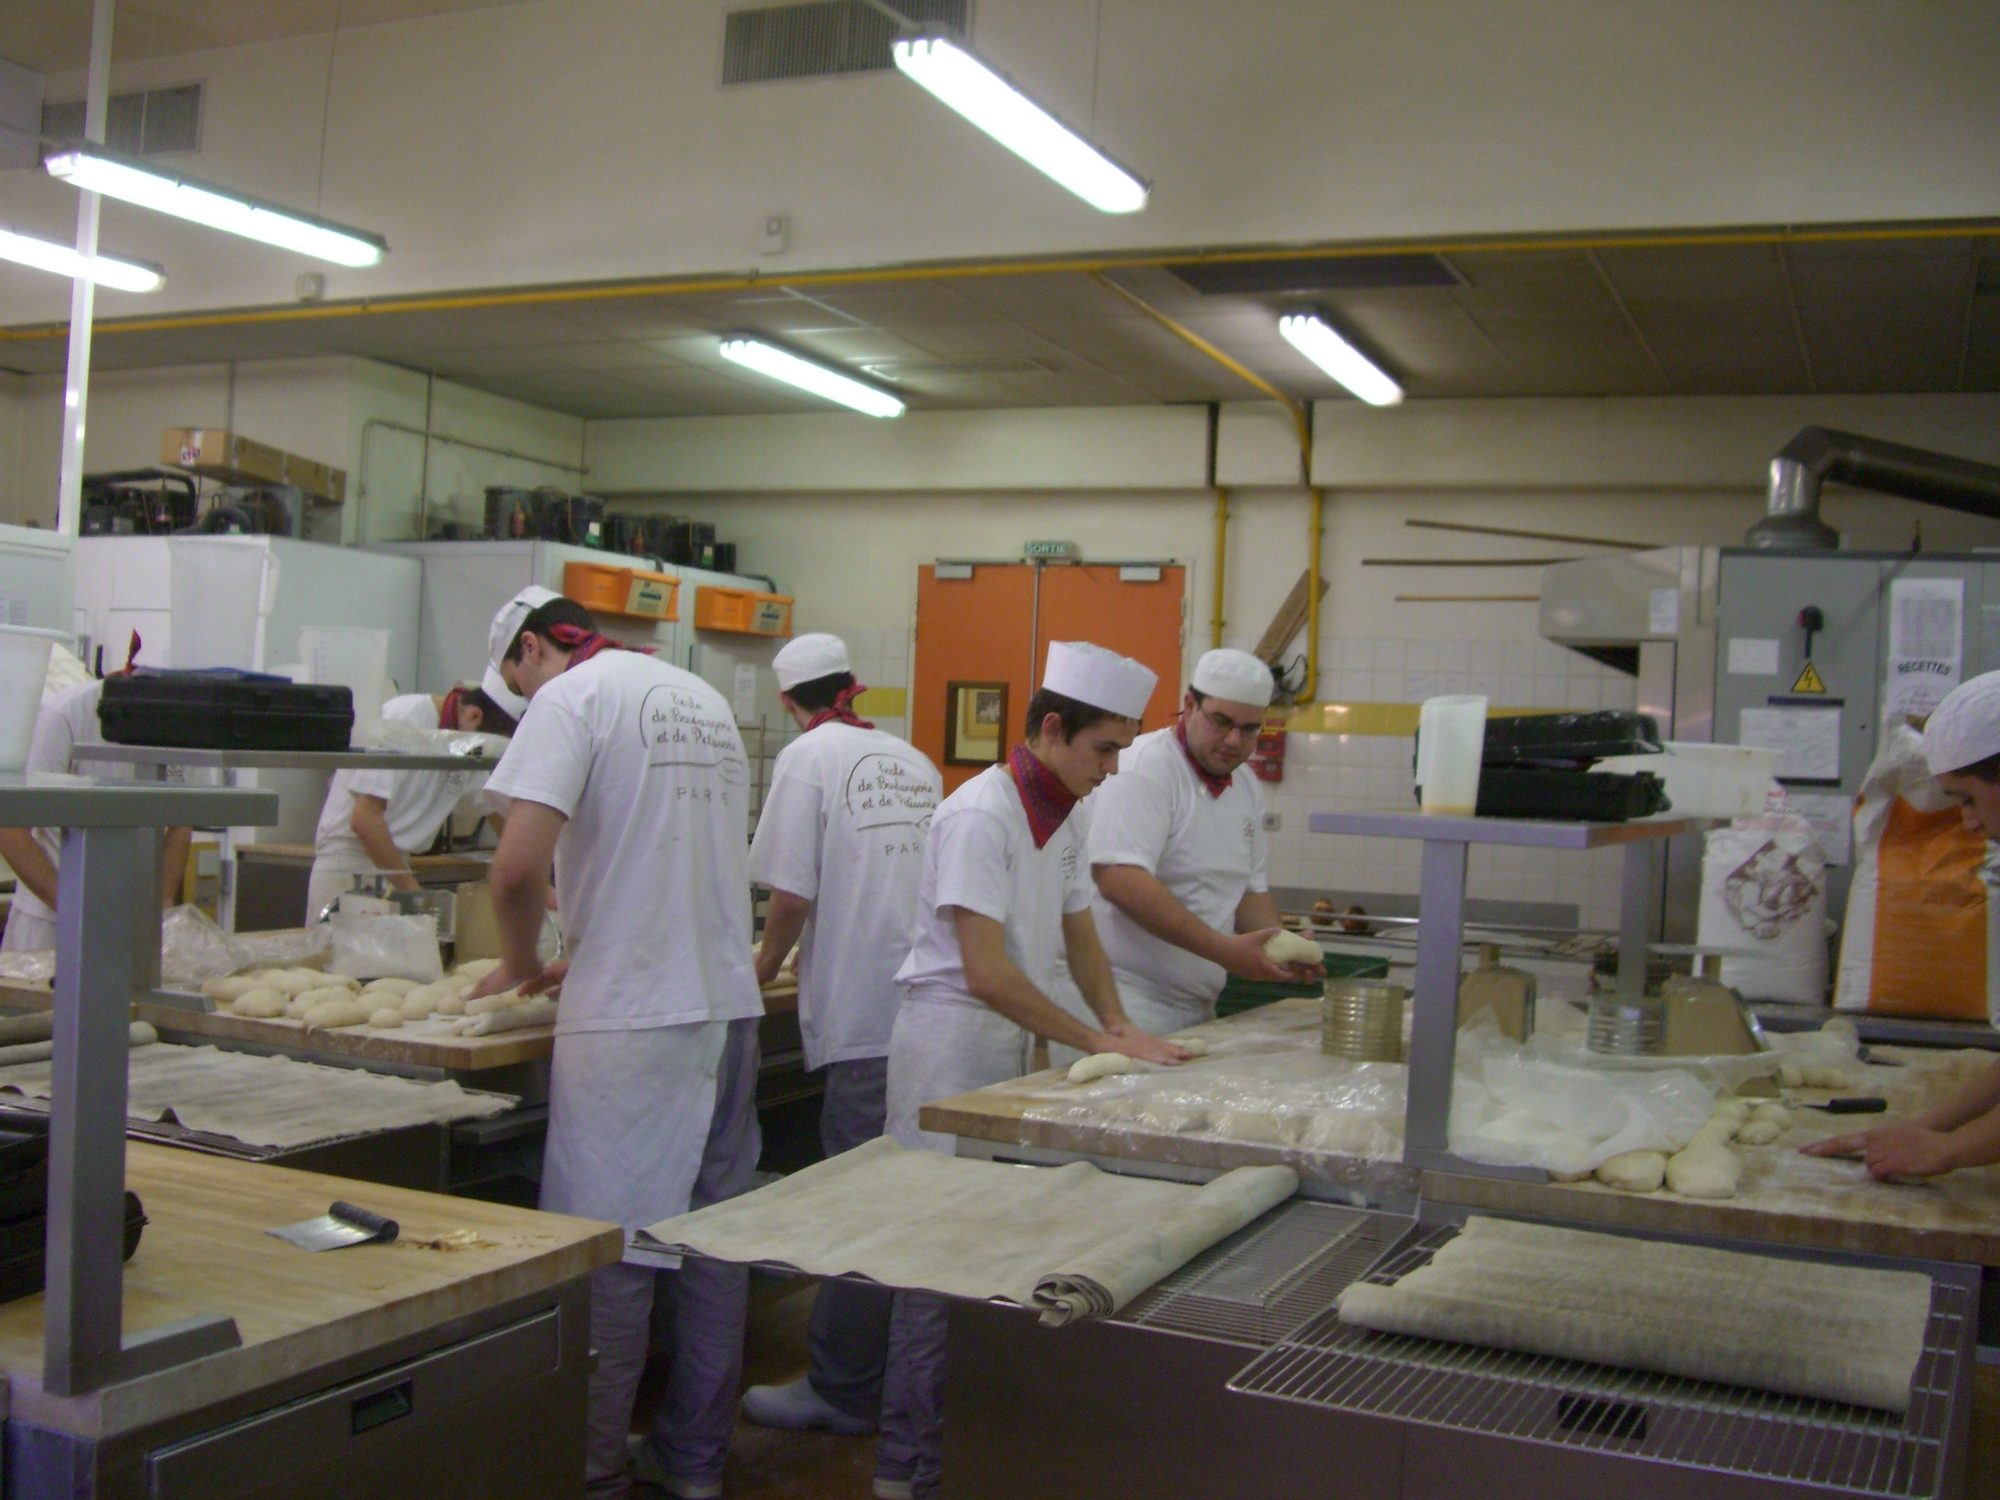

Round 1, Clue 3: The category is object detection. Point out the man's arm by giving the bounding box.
[1803,1057,2000,1178]
[0,828,57,911]
[348,794,420,893]
[158,827,191,908]
[756,888,811,986]
[1094,863,1294,980]
[952,907,1184,1064]
[1060,906,1188,1062]
[468,800,566,998]
[1235,888,1325,978]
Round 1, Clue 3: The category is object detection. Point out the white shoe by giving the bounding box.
[871,1480,915,1500]
[739,1375,875,1436]
[626,1435,722,1499]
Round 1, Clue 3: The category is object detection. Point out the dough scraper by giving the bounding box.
[267,1200,401,1251]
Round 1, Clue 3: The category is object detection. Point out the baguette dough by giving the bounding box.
[1168,1036,1211,1057]
[1594,1149,1667,1193]
[368,1007,404,1029]
[301,997,371,1030]
[435,991,469,1016]
[464,988,527,1016]
[203,975,261,1004]
[361,976,420,998]
[229,987,288,1019]
[1263,930,1322,966]
[453,998,559,1035]
[1068,1053,1145,1084]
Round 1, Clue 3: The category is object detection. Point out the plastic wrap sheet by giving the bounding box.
[0,950,54,985]
[223,925,331,971]
[159,903,239,988]
[643,1137,1299,1327]
[329,912,444,982]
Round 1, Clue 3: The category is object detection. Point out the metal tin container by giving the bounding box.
[1322,979,1406,1062]
[1586,992,1666,1055]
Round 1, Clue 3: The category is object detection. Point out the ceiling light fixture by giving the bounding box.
[1278,311,1403,406]
[718,336,906,418]
[0,226,163,292]
[44,147,387,268]
[891,32,1148,215]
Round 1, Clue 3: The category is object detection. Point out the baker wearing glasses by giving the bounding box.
[1083,648,1325,1039]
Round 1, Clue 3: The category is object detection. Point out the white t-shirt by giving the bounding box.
[893,762,1092,1005]
[749,722,940,1069]
[8,681,117,924]
[1088,726,1270,1008]
[312,694,491,868]
[483,651,762,1034]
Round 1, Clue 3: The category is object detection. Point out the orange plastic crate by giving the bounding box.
[693,586,793,637]
[563,561,680,621]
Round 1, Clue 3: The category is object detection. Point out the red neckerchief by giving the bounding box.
[1007,742,1078,850]
[805,681,875,732]
[1175,720,1233,799]
[436,686,463,729]
[549,621,654,669]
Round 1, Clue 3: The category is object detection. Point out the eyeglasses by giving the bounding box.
[1199,708,1262,741]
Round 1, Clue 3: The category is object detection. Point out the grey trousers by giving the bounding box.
[586,1017,762,1496]
[877,1289,948,1498]
[806,1056,894,1420]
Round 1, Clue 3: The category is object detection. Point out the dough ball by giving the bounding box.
[368,1007,404,1029]
[1748,1100,1790,1125]
[1594,1150,1667,1193]
[1263,930,1323,966]
[1715,1098,1753,1124]
[360,976,420,998]
[399,988,442,1020]
[259,970,321,997]
[1167,1036,1211,1057]
[1068,1052,1145,1084]
[1665,1143,1741,1199]
[435,991,469,1016]
[203,975,261,1004]
[228,987,288,1019]
[296,985,355,1010]
[301,998,371,1030]
[1735,1118,1783,1145]
[454,957,502,981]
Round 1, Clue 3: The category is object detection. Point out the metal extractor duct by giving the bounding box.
[1747,426,2000,550]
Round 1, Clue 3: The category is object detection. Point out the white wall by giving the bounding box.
[7,0,1996,321]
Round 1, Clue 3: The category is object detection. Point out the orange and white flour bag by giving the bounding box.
[1835,725,2000,1020]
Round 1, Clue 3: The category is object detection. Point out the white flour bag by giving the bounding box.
[1696,812,1828,1002]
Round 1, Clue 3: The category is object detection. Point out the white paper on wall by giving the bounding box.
[1884,576,1963,720]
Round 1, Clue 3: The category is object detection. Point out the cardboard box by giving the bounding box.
[162,428,346,503]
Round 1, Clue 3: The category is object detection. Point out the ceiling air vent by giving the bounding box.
[42,83,201,156]
[723,0,970,84]
[1167,254,1462,296]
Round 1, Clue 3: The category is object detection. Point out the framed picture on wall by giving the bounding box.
[946,681,1008,765]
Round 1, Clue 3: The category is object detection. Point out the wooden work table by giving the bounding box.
[0,1142,621,1440]
[920,998,2000,1269]
[234,842,493,882]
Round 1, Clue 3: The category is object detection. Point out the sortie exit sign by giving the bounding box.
[1023,540,1077,559]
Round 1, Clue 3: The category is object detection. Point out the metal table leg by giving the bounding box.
[1402,838,1541,1180]
[44,824,239,1397]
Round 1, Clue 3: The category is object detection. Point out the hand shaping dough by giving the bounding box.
[1167,1036,1211,1057]
[1068,1052,1145,1084]
[228,987,288,1019]
[1594,1149,1667,1193]
[464,988,527,1016]
[301,997,371,1031]
[1263,930,1323,966]
[368,1007,404,1029]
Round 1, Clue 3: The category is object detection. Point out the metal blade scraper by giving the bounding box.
[267,1200,401,1251]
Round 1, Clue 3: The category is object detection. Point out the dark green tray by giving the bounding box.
[1215,949,1388,1016]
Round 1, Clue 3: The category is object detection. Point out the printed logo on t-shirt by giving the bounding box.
[1243,816,1256,849]
[639,685,748,784]
[843,753,938,834]
[1060,842,1079,880]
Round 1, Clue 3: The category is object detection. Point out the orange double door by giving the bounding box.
[913,562,1187,796]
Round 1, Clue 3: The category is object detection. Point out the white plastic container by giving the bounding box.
[1592,741,1782,820]
[1416,694,1488,815]
[0,626,68,772]
[299,626,391,740]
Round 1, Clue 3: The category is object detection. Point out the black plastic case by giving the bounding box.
[99,671,354,751]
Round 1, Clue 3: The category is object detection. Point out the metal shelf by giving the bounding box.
[1309,810,1709,1182]
[0,772,278,1397]
[72,745,488,773]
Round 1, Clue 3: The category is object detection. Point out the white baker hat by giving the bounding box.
[481,584,563,718]
[1191,648,1274,708]
[773,633,851,692]
[1923,669,2000,775]
[1043,640,1157,720]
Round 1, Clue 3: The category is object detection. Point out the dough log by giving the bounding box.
[1068,1053,1145,1085]
[1263,930,1323,966]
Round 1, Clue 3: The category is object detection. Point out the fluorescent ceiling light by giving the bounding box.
[892,33,1148,215]
[1278,311,1403,406]
[45,147,386,268]
[0,226,163,292]
[719,336,906,418]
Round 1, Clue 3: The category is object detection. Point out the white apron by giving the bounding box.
[540,1018,729,1233]
[886,991,1034,1155]
[0,909,56,954]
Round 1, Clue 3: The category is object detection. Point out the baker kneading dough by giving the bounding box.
[1263,930,1322,966]
[1068,1052,1145,1084]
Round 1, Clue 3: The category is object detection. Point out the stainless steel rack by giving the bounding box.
[1307,811,1711,1178]
[0,771,278,1397]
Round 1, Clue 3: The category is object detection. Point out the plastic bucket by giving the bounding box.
[0,626,68,772]
[1416,694,1488,815]
[299,626,391,739]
